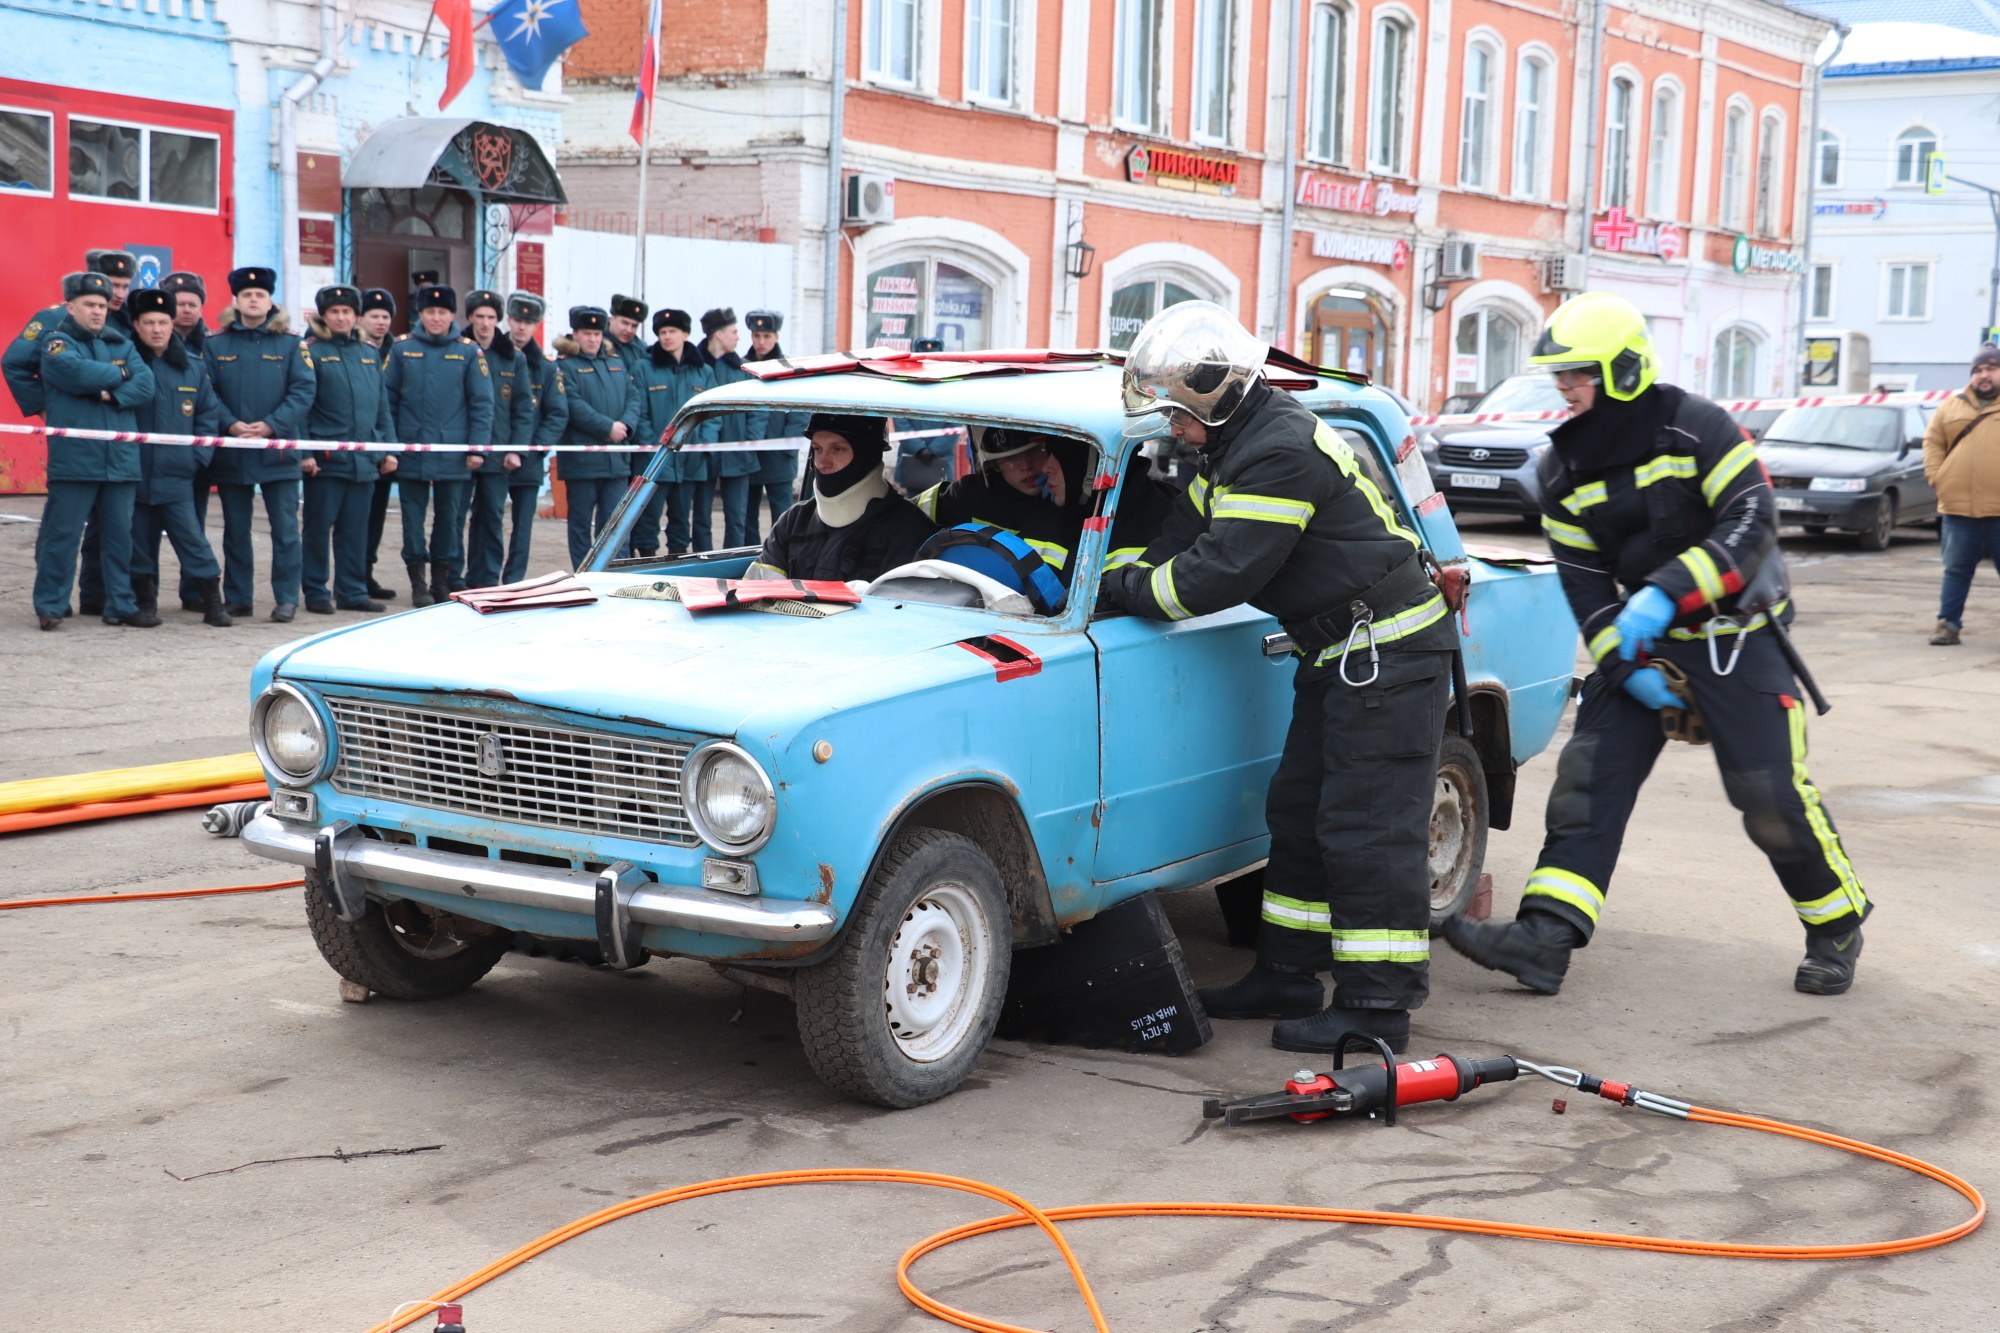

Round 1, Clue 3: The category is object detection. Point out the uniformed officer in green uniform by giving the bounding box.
[300,285,395,614]
[125,288,231,627]
[383,283,494,605]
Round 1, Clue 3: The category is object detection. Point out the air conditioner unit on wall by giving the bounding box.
[843,174,895,226]
[1439,240,1481,281]
[1545,254,1586,292]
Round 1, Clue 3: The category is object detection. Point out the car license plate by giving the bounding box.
[1449,473,1503,490]
[1774,495,1806,511]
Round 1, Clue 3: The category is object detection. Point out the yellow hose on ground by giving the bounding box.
[0,753,264,816]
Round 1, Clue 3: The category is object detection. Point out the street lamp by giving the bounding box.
[1948,175,2000,344]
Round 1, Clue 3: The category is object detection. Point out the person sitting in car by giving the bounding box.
[913,426,1172,580]
[747,414,935,583]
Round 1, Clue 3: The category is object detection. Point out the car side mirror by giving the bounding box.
[1903,439,1920,455]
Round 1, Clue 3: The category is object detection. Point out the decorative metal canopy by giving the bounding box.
[344,118,566,206]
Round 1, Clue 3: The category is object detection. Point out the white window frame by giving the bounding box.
[1808,262,1836,322]
[1645,79,1681,220]
[1601,70,1637,211]
[849,215,1031,351]
[0,103,56,199]
[863,0,920,88]
[1511,49,1552,200]
[1305,3,1352,165]
[1190,0,1235,144]
[1882,260,1934,322]
[1459,34,1499,191]
[1892,125,1939,188]
[964,0,1016,106]
[1711,325,1761,398]
[1099,244,1240,352]
[65,114,222,214]
[1754,109,1785,237]
[1113,0,1162,132]
[1368,11,1415,177]
[1719,99,1749,230]
[1817,128,1842,189]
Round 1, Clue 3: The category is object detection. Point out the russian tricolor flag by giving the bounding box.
[629,0,661,144]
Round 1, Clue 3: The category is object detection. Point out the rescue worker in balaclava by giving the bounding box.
[747,414,935,583]
[1444,292,1872,997]
[1099,301,1458,1055]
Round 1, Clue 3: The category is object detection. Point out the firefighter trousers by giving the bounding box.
[1522,626,1870,943]
[1259,648,1450,1010]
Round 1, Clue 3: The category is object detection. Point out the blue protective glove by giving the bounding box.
[1622,666,1679,711]
[1613,585,1677,660]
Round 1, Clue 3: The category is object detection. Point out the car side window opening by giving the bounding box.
[1319,416,1418,531]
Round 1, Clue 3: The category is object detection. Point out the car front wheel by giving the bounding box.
[1857,490,1898,551]
[1429,734,1490,932]
[795,829,1008,1108]
[303,871,511,999]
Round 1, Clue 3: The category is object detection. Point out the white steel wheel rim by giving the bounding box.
[882,881,993,1063]
[1429,765,1476,911]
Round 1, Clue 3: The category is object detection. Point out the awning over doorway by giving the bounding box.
[345,118,566,205]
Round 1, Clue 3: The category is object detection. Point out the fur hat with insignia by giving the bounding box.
[228,266,277,296]
[416,284,458,313]
[653,308,692,334]
[160,271,206,302]
[610,294,648,323]
[464,289,504,317]
[86,250,138,279]
[316,285,362,315]
[700,306,737,336]
[125,289,174,320]
[63,272,113,301]
[745,309,782,334]
[569,306,609,333]
[506,291,546,323]
[361,288,397,317]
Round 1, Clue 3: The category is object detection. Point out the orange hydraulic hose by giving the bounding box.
[0,780,269,835]
[361,1107,1985,1333]
[0,878,303,911]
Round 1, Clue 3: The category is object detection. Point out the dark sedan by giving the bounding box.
[1420,374,1566,519]
[1757,404,1937,550]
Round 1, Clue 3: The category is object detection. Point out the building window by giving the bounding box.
[1369,17,1410,174]
[1809,263,1835,321]
[1755,114,1782,235]
[1514,54,1547,197]
[1109,277,1201,351]
[1720,105,1746,229]
[1602,76,1634,210]
[1646,85,1679,219]
[1309,287,1392,382]
[69,118,219,210]
[1712,326,1759,398]
[1452,308,1520,397]
[1894,127,1938,187]
[1459,40,1494,189]
[0,107,53,194]
[865,259,992,352]
[1818,130,1841,187]
[1114,0,1160,131]
[1885,262,1932,320]
[1192,0,1234,142]
[1307,4,1348,163]
[965,0,1014,104]
[863,0,918,86]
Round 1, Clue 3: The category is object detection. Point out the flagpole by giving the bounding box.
[634,104,650,296]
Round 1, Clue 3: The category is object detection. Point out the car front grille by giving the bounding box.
[326,698,699,846]
[1438,444,1531,468]
[1769,475,1810,489]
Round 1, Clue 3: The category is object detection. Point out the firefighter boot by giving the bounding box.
[1795,928,1862,996]
[1197,965,1325,1020]
[195,577,233,627]
[366,564,397,601]
[1442,909,1584,996]
[1270,1004,1410,1056]
[406,560,436,608]
[132,575,158,617]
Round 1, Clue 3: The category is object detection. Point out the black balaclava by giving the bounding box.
[807,413,890,497]
[1547,381,1675,473]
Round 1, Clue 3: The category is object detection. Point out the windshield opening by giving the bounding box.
[1761,406,1900,451]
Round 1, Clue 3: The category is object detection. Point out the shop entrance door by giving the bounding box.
[1308,291,1391,385]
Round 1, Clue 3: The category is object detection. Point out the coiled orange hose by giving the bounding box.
[361,1105,1985,1333]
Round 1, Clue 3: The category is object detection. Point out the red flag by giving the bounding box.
[433,0,476,110]
[629,0,661,143]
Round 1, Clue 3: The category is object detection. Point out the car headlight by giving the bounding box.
[252,683,331,783]
[685,743,775,855]
[1809,477,1867,492]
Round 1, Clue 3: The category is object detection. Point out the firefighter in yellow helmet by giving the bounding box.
[1443,293,1873,997]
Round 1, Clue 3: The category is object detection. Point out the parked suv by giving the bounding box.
[1757,404,1937,551]
[1420,374,1566,519]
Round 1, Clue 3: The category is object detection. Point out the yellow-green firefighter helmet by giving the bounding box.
[1528,292,1657,401]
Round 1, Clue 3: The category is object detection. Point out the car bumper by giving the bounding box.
[240,811,838,942]
[1430,468,1540,514]
[1772,492,1874,528]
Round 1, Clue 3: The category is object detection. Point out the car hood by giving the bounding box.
[1756,443,1897,480]
[270,574,1000,738]
[1433,424,1553,449]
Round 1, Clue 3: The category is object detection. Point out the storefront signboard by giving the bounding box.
[1814,198,1886,219]
[1295,171,1422,217]
[1590,206,1682,261]
[1732,235,1803,274]
[1307,229,1409,270]
[1125,144,1239,196]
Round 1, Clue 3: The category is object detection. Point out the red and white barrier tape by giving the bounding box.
[0,423,794,453]
[1405,387,1955,429]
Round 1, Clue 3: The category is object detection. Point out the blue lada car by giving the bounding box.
[236,352,1577,1107]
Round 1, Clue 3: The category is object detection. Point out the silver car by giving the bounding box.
[1420,375,1565,519]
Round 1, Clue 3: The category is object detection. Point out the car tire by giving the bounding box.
[303,871,511,1000]
[1429,734,1490,933]
[1857,490,1897,552]
[1802,524,1828,536]
[795,829,1009,1108]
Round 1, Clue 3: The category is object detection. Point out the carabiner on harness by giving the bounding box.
[1339,599,1381,687]
[1704,616,1746,678]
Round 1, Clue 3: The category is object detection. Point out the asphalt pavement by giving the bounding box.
[2,502,1996,1333]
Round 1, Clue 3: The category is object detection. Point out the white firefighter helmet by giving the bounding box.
[1119,299,1268,429]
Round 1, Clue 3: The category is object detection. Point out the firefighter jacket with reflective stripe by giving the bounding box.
[134,333,221,503]
[1109,381,1452,650]
[1535,385,1777,690]
[40,312,153,481]
[383,325,496,482]
[915,466,1174,580]
[301,330,394,483]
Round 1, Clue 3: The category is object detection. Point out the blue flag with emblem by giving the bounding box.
[487,0,589,90]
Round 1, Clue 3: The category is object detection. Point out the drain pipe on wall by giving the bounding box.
[1273,0,1301,352]
[821,0,849,353]
[1575,0,1606,292]
[280,0,340,310]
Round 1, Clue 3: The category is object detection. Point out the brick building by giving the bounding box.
[557,0,1831,408]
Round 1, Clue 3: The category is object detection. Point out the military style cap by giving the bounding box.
[63,272,113,301]
[506,291,546,323]
[125,289,174,320]
[159,271,206,301]
[228,266,277,296]
[610,294,648,322]
[410,269,441,291]
[700,306,736,336]
[416,283,458,313]
[653,308,692,334]
[464,289,504,316]
[86,249,138,279]
[745,309,782,335]
[569,305,609,332]
[316,285,362,315]
[361,288,397,316]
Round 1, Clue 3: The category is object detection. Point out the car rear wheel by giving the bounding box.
[1857,490,1897,551]
[795,829,1008,1108]
[1429,735,1490,932]
[303,871,511,999]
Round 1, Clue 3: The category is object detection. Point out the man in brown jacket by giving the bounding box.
[1924,344,2000,645]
